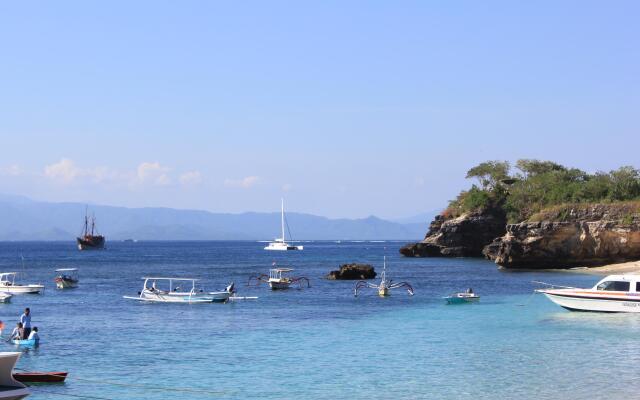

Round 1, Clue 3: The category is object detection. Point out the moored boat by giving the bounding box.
[124,277,233,303]
[0,352,30,399]
[537,274,640,312]
[445,290,480,304]
[0,273,44,295]
[13,372,67,383]
[54,268,79,289]
[77,209,105,250]
[264,199,303,251]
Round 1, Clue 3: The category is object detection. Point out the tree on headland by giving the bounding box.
[465,161,511,191]
[445,160,640,223]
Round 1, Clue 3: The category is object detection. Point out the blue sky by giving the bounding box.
[0,1,638,219]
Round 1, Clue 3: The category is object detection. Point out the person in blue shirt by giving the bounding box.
[19,308,31,339]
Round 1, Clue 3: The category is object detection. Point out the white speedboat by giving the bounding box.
[54,268,79,289]
[537,274,640,312]
[0,293,12,303]
[124,277,232,304]
[264,199,303,251]
[0,273,44,294]
[0,352,30,399]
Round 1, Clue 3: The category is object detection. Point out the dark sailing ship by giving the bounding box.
[77,210,105,250]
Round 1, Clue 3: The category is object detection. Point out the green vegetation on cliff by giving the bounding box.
[446,160,640,223]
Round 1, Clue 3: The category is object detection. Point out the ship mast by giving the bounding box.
[280,198,285,241]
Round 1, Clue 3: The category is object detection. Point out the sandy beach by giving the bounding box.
[564,260,640,275]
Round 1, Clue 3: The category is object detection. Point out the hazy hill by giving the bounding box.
[0,194,426,241]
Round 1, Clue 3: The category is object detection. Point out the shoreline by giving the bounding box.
[560,260,640,275]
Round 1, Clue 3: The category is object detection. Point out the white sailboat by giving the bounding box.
[264,199,303,251]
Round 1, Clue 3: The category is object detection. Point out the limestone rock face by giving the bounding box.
[327,263,376,280]
[485,208,640,269]
[400,210,507,257]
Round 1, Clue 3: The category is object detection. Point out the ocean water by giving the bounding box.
[0,241,636,399]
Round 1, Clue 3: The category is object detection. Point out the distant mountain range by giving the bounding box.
[0,194,429,241]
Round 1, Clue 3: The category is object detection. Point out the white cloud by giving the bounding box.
[0,164,22,176]
[179,170,202,185]
[136,162,171,185]
[224,176,259,188]
[282,183,293,192]
[44,158,82,183]
[44,158,119,184]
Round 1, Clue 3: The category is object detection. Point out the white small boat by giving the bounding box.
[0,293,12,303]
[268,268,294,289]
[0,352,30,399]
[264,199,303,251]
[124,277,232,304]
[0,273,44,294]
[537,274,640,313]
[54,268,79,289]
[445,290,480,304]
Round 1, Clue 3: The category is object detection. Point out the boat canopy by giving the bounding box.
[55,268,78,272]
[141,277,199,281]
[271,268,293,273]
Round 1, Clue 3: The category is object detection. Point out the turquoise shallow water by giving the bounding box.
[0,241,636,399]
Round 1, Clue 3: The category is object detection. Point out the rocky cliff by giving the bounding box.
[400,209,507,257]
[484,204,640,269]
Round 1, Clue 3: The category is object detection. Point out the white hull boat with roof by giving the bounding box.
[0,273,43,295]
[537,275,640,312]
[0,352,30,399]
[264,199,303,251]
[124,277,233,304]
[54,268,79,289]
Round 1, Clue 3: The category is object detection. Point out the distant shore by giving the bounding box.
[563,260,640,275]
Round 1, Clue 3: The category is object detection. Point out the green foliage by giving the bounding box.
[447,159,640,222]
[465,161,511,190]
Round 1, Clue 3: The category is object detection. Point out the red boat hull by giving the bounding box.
[13,372,68,383]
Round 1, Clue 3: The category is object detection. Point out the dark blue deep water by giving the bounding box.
[0,241,635,399]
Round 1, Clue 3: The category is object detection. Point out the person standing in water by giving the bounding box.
[19,308,31,339]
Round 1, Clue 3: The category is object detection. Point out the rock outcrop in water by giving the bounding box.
[484,204,640,269]
[400,209,506,257]
[326,263,376,280]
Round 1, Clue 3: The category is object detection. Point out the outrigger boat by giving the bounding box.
[54,268,79,289]
[0,273,44,294]
[0,352,30,399]
[536,274,640,312]
[445,289,480,304]
[123,277,233,303]
[354,257,414,297]
[248,268,310,290]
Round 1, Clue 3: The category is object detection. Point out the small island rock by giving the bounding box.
[327,263,376,280]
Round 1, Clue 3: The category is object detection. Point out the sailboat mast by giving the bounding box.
[281,198,285,241]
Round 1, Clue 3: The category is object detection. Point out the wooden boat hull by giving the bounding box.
[13,372,67,383]
[77,236,105,250]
